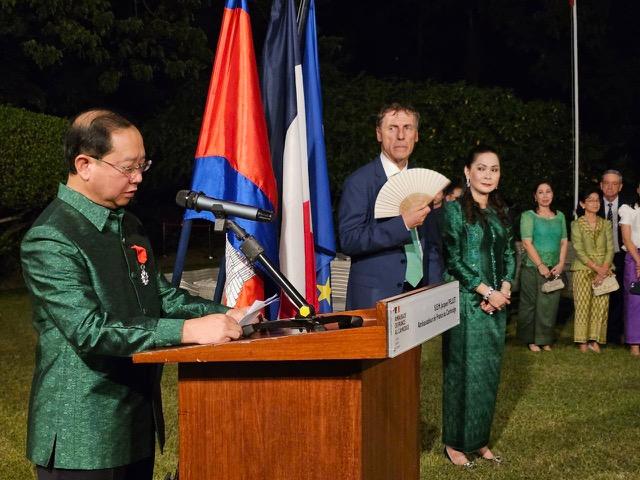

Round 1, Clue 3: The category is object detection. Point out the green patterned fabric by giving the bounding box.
[520,210,567,267]
[570,216,614,271]
[21,184,228,469]
[572,270,609,343]
[441,200,516,452]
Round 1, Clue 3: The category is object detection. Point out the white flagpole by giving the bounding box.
[571,1,579,216]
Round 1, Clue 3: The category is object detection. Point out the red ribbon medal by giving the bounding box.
[130,245,149,285]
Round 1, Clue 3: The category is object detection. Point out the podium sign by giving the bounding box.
[386,281,460,357]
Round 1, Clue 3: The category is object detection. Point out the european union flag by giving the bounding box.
[302,0,336,312]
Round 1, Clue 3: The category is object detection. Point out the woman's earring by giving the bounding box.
[465,177,470,188]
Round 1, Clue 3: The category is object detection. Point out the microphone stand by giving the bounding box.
[214,216,314,318]
[213,215,362,336]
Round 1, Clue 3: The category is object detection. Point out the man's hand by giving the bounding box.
[181,313,243,345]
[401,202,430,229]
[225,306,249,323]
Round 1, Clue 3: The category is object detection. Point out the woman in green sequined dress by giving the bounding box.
[441,146,516,467]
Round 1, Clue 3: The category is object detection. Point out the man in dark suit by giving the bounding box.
[338,103,432,309]
[598,169,626,344]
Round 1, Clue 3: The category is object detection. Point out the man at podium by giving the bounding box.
[338,102,432,309]
[21,109,244,480]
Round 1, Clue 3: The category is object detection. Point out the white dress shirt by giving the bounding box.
[619,203,640,251]
[379,152,407,179]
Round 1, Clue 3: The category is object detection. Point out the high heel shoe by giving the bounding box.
[479,454,504,465]
[444,446,475,469]
[476,447,504,465]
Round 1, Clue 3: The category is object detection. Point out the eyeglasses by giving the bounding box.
[89,156,152,178]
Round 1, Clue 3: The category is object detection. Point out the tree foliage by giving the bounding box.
[0,0,212,115]
[321,72,599,218]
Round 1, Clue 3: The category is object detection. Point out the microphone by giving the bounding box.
[175,190,274,223]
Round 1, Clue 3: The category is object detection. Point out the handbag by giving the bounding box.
[629,281,640,295]
[592,274,620,296]
[541,275,565,293]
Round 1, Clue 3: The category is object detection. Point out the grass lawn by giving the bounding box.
[1,288,639,479]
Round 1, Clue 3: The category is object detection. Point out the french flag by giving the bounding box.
[184,0,278,307]
[262,0,317,317]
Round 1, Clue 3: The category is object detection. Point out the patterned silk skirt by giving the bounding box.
[623,251,640,344]
[572,269,609,343]
[442,291,506,452]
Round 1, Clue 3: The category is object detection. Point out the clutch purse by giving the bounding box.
[541,275,565,293]
[630,281,640,295]
[592,275,620,296]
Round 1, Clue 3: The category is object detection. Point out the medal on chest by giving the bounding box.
[130,245,149,286]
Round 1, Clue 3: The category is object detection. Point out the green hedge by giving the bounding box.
[0,105,68,274]
[321,74,596,217]
[0,105,68,212]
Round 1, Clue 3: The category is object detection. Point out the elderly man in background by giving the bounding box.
[598,169,627,345]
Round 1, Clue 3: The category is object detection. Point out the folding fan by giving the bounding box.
[374,168,450,219]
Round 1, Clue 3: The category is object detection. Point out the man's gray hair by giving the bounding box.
[601,169,623,182]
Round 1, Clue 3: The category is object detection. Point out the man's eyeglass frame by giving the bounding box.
[88,155,152,178]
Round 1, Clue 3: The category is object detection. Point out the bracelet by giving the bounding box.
[482,287,495,302]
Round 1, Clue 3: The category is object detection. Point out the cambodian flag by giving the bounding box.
[262,0,317,317]
[184,0,278,308]
[303,0,336,313]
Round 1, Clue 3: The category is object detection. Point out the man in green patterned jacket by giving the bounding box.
[21,109,244,480]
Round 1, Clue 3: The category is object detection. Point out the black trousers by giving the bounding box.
[36,456,154,480]
[607,251,626,344]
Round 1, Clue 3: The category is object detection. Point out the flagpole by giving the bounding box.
[571,0,579,216]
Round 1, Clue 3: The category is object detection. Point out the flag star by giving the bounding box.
[317,278,332,304]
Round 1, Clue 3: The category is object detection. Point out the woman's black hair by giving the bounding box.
[575,186,602,216]
[533,180,556,215]
[460,145,509,226]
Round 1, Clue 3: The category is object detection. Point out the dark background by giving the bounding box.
[1,0,638,253]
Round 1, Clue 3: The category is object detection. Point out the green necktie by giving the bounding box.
[404,227,423,287]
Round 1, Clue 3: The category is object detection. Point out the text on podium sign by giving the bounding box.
[386,281,460,358]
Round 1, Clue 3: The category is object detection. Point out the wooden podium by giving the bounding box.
[133,289,450,480]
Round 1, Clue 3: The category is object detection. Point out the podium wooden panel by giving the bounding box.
[134,301,423,480]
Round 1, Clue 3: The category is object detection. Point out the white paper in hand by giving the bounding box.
[238,294,279,326]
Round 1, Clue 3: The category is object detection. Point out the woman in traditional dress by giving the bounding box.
[619,182,640,356]
[570,187,614,353]
[441,146,515,467]
[518,181,569,351]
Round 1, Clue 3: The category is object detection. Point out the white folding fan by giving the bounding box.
[374,168,450,219]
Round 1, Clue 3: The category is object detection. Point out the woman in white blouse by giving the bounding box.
[619,182,640,356]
